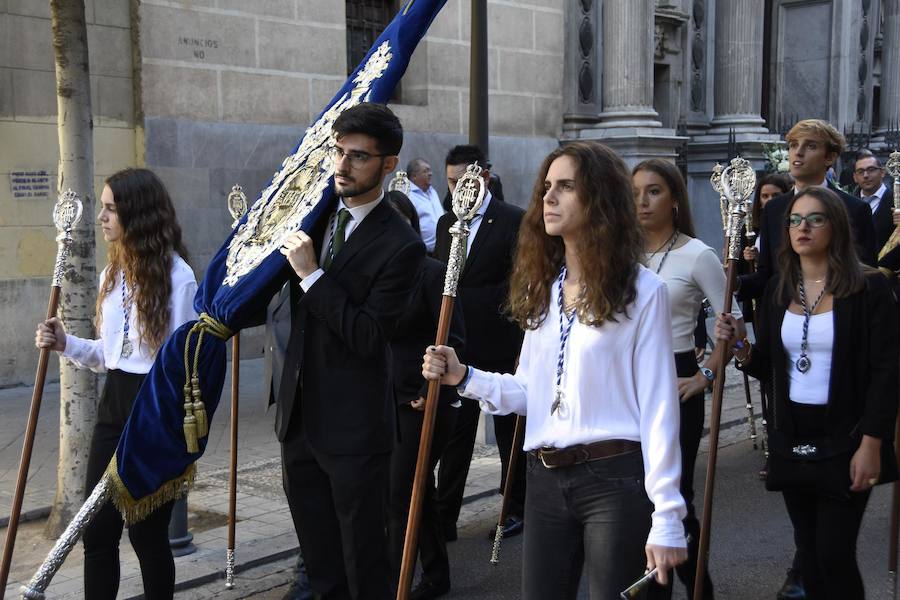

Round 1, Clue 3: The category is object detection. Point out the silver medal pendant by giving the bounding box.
[551,389,562,415]
[121,336,133,359]
[795,355,811,374]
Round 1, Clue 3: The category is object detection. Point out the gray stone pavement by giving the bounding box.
[0,354,774,598]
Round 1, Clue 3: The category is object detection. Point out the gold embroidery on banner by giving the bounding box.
[223,41,394,286]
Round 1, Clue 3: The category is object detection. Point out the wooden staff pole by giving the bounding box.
[0,191,82,595]
[397,163,485,600]
[694,158,755,600]
[489,414,525,564]
[224,183,247,590]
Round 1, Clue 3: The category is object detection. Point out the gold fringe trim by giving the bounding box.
[105,455,196,525]
[181,313,232,451]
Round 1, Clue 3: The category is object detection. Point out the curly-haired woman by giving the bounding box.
[422,142,686,599]
[35,168,197,600]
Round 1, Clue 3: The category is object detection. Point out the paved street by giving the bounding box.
[1,355,897,599]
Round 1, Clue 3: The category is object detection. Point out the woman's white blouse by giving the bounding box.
[645,237,742,353]
[459,266,687,548]
[61,255,198,374]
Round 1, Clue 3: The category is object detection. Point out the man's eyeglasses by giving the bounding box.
[787,213,828,228]
[854,166,883,176]
[329,146,388,169]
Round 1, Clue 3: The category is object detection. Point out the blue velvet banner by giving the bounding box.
[107,0,448,521]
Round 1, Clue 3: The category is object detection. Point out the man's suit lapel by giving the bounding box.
[463,200,498,277]
[327,200,391,274]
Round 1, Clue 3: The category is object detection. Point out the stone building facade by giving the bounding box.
[0,0,897,385]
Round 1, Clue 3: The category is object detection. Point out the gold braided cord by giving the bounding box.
[104,455,195,525]
[181,313,233,451]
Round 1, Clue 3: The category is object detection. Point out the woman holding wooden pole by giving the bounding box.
[422,142,686,599]
[716,185,899,599]
[34,168,197,600]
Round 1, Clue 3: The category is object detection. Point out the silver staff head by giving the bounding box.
[451,162,487,222]
[886,150,900,180]
[709,163,725,196]
[720,156,756,204]
[387,170,412,196]
[50,189,83,288]
[227,184,249,229]
[52,189,83,239]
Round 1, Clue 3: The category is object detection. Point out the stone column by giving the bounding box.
[880,0,900,132]
[598,0,661,127]
[562,0,602,135]
[708,0,768,133]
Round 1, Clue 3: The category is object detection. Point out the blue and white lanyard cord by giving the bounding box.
[120,272,133,357]
[551,265,577,416]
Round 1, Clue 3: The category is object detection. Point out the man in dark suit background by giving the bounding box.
[853,149,894,251]
[270,103,425,600]
[433,145,526,545]
[738,119,877,305]
[736,119,876,600]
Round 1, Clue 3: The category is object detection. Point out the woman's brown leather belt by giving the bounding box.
[532,439,641,469]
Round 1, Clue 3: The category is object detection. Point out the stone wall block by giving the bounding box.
[12,67,56,119]
[0,68,13,117]
[309,78,343,120]
[93,74,134,125]
[489,93,535,135]
[488,3,535,49]
[141,63,218,121]
[258,20,345,75]
[141,4,255,67]
[534,96,562,137]
[220,71,309,124]
[218,0,293,19]
[88,24,135,77]
[533,10,563,54]
[6,0,49,18]
[427,1,460,40]
[427,41,471,89]
[4,15,53,71]
[92,0,131,28]
[497,49,562,94]
[296,0,345,25]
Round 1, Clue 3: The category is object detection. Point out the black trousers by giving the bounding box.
[493,412,526,517]
[781,403,871,600]
[670,351,714,600]
[521,449,668,600]
[83,370,175,600]
[388,401,458,586]
[436,360,521,532]
[281,417,391,600]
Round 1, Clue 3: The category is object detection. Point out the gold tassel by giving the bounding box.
[191,375,208,438]
[105,457,196,525]
[183,402,199,454]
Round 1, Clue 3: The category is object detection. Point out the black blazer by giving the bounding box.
[738,184,877,301]
[434,197,524,370]
[391,257,466,406]
[740,273,898,444]
[267,200,426,453]
[871,186,895,252]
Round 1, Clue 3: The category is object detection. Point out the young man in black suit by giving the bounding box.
[738,119,877,304]
[433,145,526,549]
[271,103,425,600]
[853,149,894,251]
[736,119,876,600]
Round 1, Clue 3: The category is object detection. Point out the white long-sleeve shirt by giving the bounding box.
[408,183,445,253]
[62,255,198,373]
[458,266,687,548]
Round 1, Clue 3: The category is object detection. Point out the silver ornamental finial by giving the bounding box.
[451,162,487,222]
[227,184,249,228]
[50,189,83,288]
[719,156,757,261]
[886,150,900,180]
[442,162,488,297]
[710,163,727,226]
[387,170,412,196]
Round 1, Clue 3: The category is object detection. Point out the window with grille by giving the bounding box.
[346,0,393,75]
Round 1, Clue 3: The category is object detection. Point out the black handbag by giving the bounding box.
[765,432,853,500]
[765,428,899,499]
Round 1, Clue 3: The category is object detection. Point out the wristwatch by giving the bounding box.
[699,367,715,385]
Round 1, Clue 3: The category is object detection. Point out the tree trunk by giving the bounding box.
[46,0,98,538]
